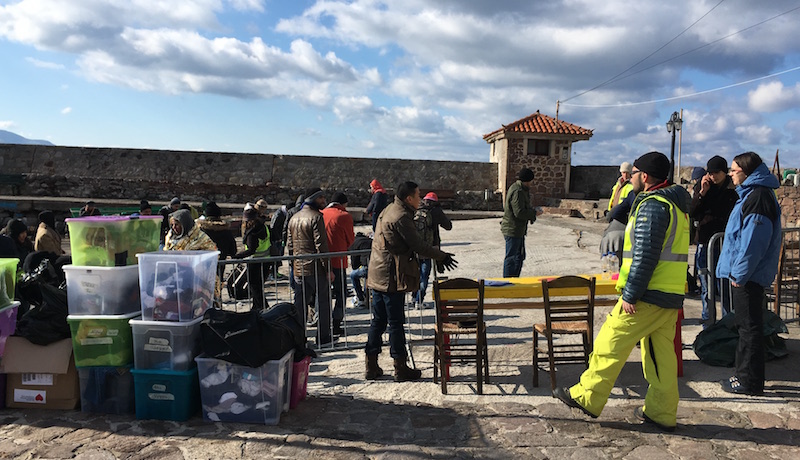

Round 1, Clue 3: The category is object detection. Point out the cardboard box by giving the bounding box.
[2,337,80,409]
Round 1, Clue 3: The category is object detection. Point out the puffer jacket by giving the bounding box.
[367,197,447,293]
[621,184,691,309]
[716,163,781,287]
[287,205,329,276]
[164,210,217,252]
[501,180,538,237]
[197,218,237,259]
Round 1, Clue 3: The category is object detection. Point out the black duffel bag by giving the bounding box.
[200,302,306,368]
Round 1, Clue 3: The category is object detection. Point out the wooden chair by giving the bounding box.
[432,278,490,394]
[533,276,596,391]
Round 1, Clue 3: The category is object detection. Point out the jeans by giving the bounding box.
[503,236,525,278]
[294,274,332,345]
[697,244,731,326]
[416,258,432,304]
[365,291,407,359]
[350,266,368,301]
[331,268,346,326]
[732,281,766,393]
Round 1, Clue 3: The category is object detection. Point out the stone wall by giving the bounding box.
[0,144,500,210]
[777,187,800,227]
[506,138,569,204]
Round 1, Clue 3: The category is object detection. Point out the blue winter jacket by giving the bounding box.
[715,163,781,287]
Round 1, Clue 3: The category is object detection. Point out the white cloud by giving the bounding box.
[0,121,15,130]
[60,107,72,115]
[25,57,64,69]
[748,81,800,113]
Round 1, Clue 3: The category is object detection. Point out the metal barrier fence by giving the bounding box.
[214,249,431,354]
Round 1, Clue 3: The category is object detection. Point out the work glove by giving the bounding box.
[436,253,458,273]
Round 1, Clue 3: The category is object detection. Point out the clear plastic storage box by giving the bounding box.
[131,367,200,421]
[66,216,162,267]
[195,349,293,425]
[137,250,220,322]
[77,366,135,414]
[130,316,203,371]
[63,265,141,316]
[67,312,140,367]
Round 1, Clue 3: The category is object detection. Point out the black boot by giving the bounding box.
[393,358,422,382]
[365,354,383,380]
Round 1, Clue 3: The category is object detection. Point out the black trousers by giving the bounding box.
[247,262,266,311]
[732,281,766,392]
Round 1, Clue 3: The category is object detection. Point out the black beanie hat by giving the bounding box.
[205,201,222,218]
[5,219,27,239]
[518,168,535,182]
[706,155,728,174]
[139,200,151,212]
[303,187,324,204]
[38,211,55,229]
[633,151,671,181]
[331,192,348,204]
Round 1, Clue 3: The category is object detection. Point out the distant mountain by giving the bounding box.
[0,130,54,146]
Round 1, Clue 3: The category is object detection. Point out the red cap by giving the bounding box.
[423,192,438,201]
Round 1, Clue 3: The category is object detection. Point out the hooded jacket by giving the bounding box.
[367,197,448,293]
[197,217,237,259]
[501,180,537,237]
[34,211,62,255]
[366,180,389,227]
[164,209,216,251]
[321,203,355,269]
[619,184,691,309]
[716,163,782,287]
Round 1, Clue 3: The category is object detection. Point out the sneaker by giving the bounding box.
[552,387,598,419]
[423,301,434,309]
[307,308,318,327]
[350,296,359,308]
[720,376,763,396]
[633,406,676,432]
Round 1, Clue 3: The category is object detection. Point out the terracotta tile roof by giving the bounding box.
[483,111,593,139]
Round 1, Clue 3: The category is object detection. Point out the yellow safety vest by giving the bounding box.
[246,224,272,257]
[608,181,634,211]
[616,193,689,295]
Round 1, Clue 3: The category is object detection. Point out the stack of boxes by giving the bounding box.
[63,216,162,414]
[130,250,218,421]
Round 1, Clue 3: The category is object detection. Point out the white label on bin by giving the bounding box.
[143,344,172,352]
[106,329,119,337]
[14,389,46,404]
[148,393,175,401]
[148,338,170,346]
[87,327,105,337]
[21,373,54,386]
[152,384,167,392]
[81,337,113,345]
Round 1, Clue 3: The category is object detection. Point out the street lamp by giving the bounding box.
[666,111,683,183]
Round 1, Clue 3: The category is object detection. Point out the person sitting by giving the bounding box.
[164,209,216,251]
[0,219,33,268]
[78,201,102,217]
[348,232,372,309]
[34,211,64,256]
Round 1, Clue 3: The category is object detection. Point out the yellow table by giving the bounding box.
[437,274,620,309]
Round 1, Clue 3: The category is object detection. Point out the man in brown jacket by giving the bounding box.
[365,181,457,381]
[288,187,334,347]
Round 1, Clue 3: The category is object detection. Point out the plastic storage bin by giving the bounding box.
[66,216,162,267]
[64,265,141,316]
[77,366,135,414]
[67,312,140,367]
[137,250,220,322]
[290,356,311,409]
[130,317,203,371]
[0,258,18,308]
[0,301,20,358]
[195,349,293,425]
[131,367,199,421]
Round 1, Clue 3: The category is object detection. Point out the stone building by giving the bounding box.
[483,111,593,202]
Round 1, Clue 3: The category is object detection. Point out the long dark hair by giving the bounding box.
[732,151,763,176]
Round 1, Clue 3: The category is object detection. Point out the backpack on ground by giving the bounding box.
[414,206,435,246]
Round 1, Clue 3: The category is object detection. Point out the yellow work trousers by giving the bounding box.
[569,298,680,428]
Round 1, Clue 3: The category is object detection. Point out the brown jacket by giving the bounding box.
[287,205,329,277]
[367,197,447,293]
[34,223,63,255]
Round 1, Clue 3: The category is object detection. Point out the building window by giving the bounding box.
[527,139,550,156]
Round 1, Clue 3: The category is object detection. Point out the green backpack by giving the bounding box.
[413,206,435,246]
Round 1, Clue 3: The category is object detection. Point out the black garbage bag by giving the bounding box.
[15,283,71,346]
[693,309,789,367]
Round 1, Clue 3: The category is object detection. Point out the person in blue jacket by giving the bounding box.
[716,152,781,396]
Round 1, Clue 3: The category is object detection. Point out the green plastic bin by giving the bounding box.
[67,312,140,366]
[0,258,18,308]
[66,216,162,267]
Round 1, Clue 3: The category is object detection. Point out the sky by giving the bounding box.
[1,0,800,167]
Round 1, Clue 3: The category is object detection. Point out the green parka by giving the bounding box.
[501,180,537,237]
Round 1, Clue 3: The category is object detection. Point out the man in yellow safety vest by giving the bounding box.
[554,151,690,432]
[607,161,634,212]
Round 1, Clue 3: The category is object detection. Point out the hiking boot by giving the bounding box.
[552,387,598,418]
[365,354,383,380]
[393,358,422,382]
[634,406,676,432]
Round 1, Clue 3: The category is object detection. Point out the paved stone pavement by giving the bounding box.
[2,216,798,459]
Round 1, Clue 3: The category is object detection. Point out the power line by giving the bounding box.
[561,0,727,103]
[560,64,800,108]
